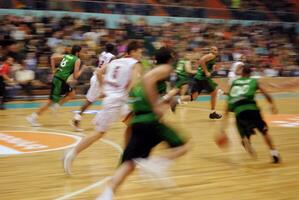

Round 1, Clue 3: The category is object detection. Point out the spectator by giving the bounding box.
[0,56,14,109]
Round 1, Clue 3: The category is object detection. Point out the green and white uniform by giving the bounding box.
[228,77,267,137]
[192,57,217,93]
[50,54,78,103]
[122,81,185,162]
[228,77,259,115]
[175,59,189,88]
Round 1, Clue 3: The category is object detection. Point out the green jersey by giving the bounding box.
[55,54,79,81]
[175,59,188,77]
[228,77,259,115]
[130,81,166,124]
[194,58,216,80]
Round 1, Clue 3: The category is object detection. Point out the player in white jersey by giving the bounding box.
[71,43,115,131]
[63,41,143,175]
[228,55,246,85]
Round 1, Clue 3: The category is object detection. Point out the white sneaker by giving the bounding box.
[135,157,175,188]
[63,149,76,175]
[96,187,113,200]
[70,114,83,132]
[26,113,41,127]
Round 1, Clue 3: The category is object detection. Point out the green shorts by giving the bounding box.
[50,76,72,103]
[175,75,189,89]
[121,121,186,162]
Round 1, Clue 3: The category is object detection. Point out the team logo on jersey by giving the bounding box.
[0,131,81,156]
[265,114,299,128]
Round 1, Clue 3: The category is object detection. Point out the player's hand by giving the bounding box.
[205,72,211,77]
[270,104,278,114]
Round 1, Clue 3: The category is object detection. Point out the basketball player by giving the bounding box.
[96,47,189,200]
[63,41,143,175]
[228,55,246,85]
[71,43,116,131]
[26,45,85,126]
[220,65,280,163]
[191,46,222,119]
[174,49,197,96]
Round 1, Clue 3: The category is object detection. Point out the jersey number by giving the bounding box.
[112,66,120,80]
[230,85,249,97]
[60,58,68,67]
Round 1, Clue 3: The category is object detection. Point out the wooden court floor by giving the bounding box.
[0,95,299,200]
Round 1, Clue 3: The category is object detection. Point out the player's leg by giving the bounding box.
[236,111,257,158]
[27,77,64,126]
[255,111,280,163]
[96,161,136,200]
[63,104,121,175]
[72,75,99,130]
[205,78,222,119]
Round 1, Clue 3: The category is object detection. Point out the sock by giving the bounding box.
[211,110,216,113]
[31,112,38,119]
[270,150,279,157]
[74,113,82,121]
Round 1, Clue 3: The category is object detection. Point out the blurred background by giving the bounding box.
[0,0,298,101]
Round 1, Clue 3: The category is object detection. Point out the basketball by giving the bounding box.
[214,132,229,149]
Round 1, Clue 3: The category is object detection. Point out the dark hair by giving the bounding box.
[126,40,143,54]
[105,43,115,53]
[2,56,13,62]
[71,45,82,55]
[242,65,252,75]
[155,47,175,65]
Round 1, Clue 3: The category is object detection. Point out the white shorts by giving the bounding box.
[92,94,131,132]
[86,74,101,102]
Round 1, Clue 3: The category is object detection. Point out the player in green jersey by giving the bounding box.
[191,46,222,119]
[96,47,189,200]
[220,65,280,163]
[27,45,85,126]
[175,50,197,95]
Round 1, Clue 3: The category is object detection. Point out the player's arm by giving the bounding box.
[95,63,108,86]
[2,74,14,82]
[50,55,64,74]
[258,81,278,114]
[198,53,214,77]
[143,65,173,117]
[184,60,197,74]
[72,59,83,79]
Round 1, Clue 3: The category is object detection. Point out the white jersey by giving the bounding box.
[98,51,115,68]
[230,61,244,75]
[103,57,138,95]
[228,61,244,85]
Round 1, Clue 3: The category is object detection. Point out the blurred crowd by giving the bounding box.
[1,0,298,22]
[0,14,298,102]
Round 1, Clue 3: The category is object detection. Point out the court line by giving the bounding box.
[54,176,112,200]
[0,125,123,199]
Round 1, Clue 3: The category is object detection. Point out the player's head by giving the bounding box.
[210,46,218,56]
[242,65,252,77]
[127,40,143,61]
[105,43,115,54]
[71,45,82,57]
[184,48,193,60]
[155,47,176,65]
